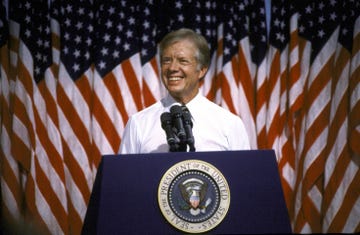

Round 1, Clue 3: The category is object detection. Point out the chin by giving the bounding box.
[168,90,183,99]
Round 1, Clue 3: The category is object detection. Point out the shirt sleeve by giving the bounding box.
[119,116,139,154]
[228,116,251,150]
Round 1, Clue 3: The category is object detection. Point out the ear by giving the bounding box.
[198,66,208,80]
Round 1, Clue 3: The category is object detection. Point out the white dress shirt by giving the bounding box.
[119,92,250,154]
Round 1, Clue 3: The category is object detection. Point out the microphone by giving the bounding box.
[170,105,186,142]
[160,112,177,152]
[182,107,195,152]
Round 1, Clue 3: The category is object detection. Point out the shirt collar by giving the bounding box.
[183,92,201,113]
[161,92,202,121]
[182,92,204,123]
[161,93,182,111]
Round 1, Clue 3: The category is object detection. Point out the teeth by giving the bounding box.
[168,77,182,81]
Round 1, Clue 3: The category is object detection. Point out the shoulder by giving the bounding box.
[198,96,240,120]
[129,100,163,121]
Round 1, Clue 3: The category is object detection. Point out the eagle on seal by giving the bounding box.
[179,178,208,210]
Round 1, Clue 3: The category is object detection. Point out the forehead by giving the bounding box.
[162,40,197,57]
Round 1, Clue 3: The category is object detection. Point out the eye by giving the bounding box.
[179,58,190,65]
[161,57,171,64]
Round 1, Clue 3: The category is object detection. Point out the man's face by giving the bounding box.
[161,40,207,104]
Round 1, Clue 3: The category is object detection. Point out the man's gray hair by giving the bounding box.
[159,28,211,70]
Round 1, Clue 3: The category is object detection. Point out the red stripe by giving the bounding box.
[24,174,51,235]
[219,71,237,114]
[34,155,68,233]
[327,170,360,232]
[66,192,84,235]
[103,72,130,130]
[92,92,121,153]
[142,57,159,107]
[238,45,256,118]
[62,135,90,198]
[57,82,92,160]
[122,59,143,111]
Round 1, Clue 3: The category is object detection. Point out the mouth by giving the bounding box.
[168,76,183,81]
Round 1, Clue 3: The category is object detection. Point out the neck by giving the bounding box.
[171,90,198,105]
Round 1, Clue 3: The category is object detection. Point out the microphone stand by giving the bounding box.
[161,105,196,152]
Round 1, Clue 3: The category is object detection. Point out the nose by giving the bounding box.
[168,60,179,71]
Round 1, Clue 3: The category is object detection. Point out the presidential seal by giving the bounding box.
[158,160,230,233]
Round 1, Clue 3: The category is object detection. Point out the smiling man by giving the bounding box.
[119,28,250,154]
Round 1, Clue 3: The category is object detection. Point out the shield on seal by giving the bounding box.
[180,178,207,210]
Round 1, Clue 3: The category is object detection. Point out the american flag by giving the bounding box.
[0,0,359,234]
[321,1,359,232]
[267,0,293,222]
[249,0,269,150]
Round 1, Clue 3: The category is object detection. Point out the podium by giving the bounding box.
[82,150,292,234]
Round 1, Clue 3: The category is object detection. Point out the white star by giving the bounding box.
[113,50,120,58]
[123,43,130,51]
[99,61,106,69]
[73,49,80,58]
[318,29,325,38]
[101,47,108,56]
[73,63,80,72]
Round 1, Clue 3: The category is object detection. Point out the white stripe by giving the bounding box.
[9,19,20,38]
[34,72,63,158]
[294,179,302,228]
[1,177,21,220]
[308,183,322,213]
[282,162,295,191]
[142,61,165,101]
[216,23,224,73]
[324,159,360,232]
[57,107,93,190]
[19,41,34,75]
[35,134,67,210]
[93,71,124,138]
[1,129,21,219]
[58,66,92,130]
[329,64,349,122]
[31,156,64,235]
[10,50,18,68]
[299,41,311,88]
[238,84,257,149]
[342,192,360,233]
[91,117,114,155]
[324,121,347,187]
[354,15,360,37]
[256,60,267,137]
[307,28,339,87]
[64,166,88,223]
[1,65,9,100]
[130,53,143,89]
[256,60,267,88]
[350,80,360,110]
[240,37,257,80]
[113,65,139,116]
[200,52,216,97]
[12,69,33,150]
[289,44,299,68]
[289,76,304,108]
[222,61,239,114]
[256,103,267,133]
[1,128,19,183]
[306,82,331,131]
[304,126,328,174]
[266,47,281,136]
[290,12,299,32]
[300,222,312,233]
